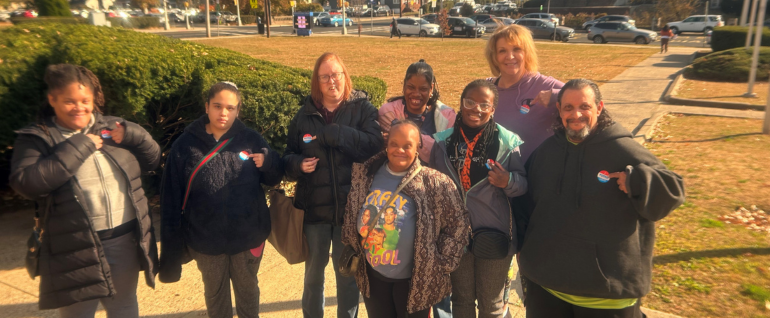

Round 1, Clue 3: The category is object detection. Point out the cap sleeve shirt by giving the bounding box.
[357,164,417,280]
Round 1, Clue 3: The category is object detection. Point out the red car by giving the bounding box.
[22,10,38,18]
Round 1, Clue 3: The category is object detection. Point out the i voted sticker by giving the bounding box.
[486,159,495,170]
[597,170,610,183]
[520,105,530,114]
[239,151,250,161]
[100,129,112,139]
[303,134,313,143]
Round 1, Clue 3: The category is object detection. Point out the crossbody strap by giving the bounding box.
[360,166,423,247]
[181,138,233,211]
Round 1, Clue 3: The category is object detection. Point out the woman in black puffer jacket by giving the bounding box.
[9,64,160,316]
[282,52,383,318]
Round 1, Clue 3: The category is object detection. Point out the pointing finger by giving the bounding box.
[608,172,625,179]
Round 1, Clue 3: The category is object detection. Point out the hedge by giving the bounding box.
[241,15,257,25]
[11,17,88,24]
[685,47,770,82]
[35,0,72,17]
[711,26,770,52]
[108,17,162,29]
[0,24,387,185]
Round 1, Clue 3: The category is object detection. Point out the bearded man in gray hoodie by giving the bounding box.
[518,78,685,318]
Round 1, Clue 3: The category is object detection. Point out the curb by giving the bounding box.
[634,109,670,145]
[663,73,766,111]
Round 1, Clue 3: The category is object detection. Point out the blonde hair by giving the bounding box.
[485,24,539,77]
[311,52,353,104]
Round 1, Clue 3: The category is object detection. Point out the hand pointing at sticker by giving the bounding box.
[249,153,265,168]
[609,172,628,194]
[531,90,553,108]
[110,122,125,144]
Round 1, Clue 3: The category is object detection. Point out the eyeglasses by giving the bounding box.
[462,98,494,112]
[319,72,344,83]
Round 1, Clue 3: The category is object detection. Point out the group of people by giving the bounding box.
[10,24,685,318]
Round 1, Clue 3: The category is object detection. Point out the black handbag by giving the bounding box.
[339,166,422,277]
[469,196,514,259]
[26,196,52,279]
[470,228,511,259]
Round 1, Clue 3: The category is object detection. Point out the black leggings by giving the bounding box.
[524,277,643,318]
[363,265,431,318]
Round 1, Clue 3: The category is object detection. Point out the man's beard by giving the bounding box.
[566,119,592,142]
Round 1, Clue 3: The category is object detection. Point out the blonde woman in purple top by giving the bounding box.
[485,24,564,163]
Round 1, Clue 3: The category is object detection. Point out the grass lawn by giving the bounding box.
[644,115,770,317]
[197,37,655,107]
[677,79,768,106]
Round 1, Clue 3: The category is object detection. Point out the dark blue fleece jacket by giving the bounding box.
[159,116,283,282]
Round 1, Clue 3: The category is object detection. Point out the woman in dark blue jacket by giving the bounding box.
[159,82,284,318]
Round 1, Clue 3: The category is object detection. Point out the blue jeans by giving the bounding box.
[303,223,360,318]
[433,295,453,318]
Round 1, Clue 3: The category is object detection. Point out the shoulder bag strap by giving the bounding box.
[360,166,423,246]
[181,138,233,212]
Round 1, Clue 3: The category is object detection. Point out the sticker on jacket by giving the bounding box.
[303,134,313,143]
[239,151,250,161]
[597,170,610,183]
[520,104,530,114]
[101,129,112,139]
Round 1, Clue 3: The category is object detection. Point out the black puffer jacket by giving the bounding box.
[283,90,383,225]
[9,114,160,310]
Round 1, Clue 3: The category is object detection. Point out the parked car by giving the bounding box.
[521,12,557,24]
[375,5,391,16]
[422,13,437,24]
[447,17,486,37]
[587,22,657,44]
[396,17,440,37]
[666,15,724,34]
[147,13,166,24]
[449,5,462,16]
[469,14,495,23]
[22,10,39,18]
[582,15,635,30]
[515,18,573,41]
[311,12,330,25]
[480,17,515,32]
[320,15,352,27]
[196,11,224,23]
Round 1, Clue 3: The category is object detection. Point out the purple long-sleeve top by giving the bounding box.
[491,72,564,162]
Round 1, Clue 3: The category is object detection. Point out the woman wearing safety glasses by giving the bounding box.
[282,52,383,318]
[429,79,527,318]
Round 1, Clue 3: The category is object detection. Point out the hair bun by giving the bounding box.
[418,59,425,63]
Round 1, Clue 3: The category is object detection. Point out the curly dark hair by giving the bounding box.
[552,78,613,135]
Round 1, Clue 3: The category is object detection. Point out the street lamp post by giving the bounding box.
[746,0,759,49]
[163,0,170,30]
[206,0,211,37]
[744,0,768,97]
[236,0,243,26]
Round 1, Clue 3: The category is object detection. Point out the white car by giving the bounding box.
[521,13,558,25]
[396,18,440,37]
[667,15,724,34]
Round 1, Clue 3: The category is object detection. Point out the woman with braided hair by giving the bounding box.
[378,59,456,165]
[9,64,160,316]
[429,79,528,318]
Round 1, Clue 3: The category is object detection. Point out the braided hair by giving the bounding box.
[446,79,499,171]
[387,59,441,110]
[38,64,105,133]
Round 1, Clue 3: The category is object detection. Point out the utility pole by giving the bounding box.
[265,0,271,38]
[740,0,752,25]
[703,1,708,47]
[370,0,374,35]
[206,0,211,37]
[236,0,242,26]
[746,0,759,49]
[546,0,550,14]
[342,0,348,35]
[745,0,768,98]
[163,0,170,30]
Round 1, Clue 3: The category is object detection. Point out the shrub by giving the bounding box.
[0,24,387,186]
[711,26,770,52]
[523,0,545,8]
[442,1,455,10]
[562,13,590,29]
[35,0,72,17]
[11,17,88,24]
[296,3,323,13]
[240,15,257,24]
[685,47,770,82]
[459,3,474,17]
